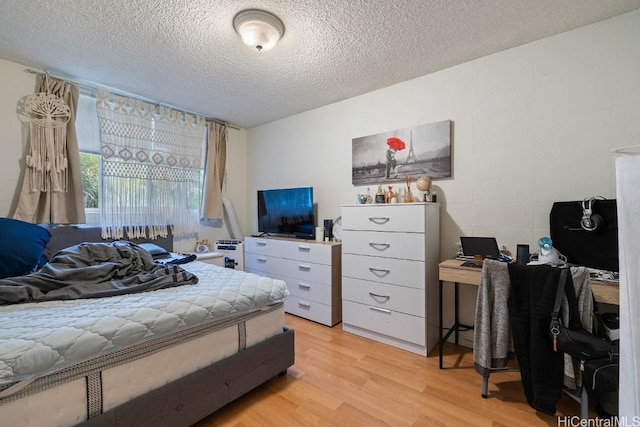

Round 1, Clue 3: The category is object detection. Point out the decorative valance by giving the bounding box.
[96,89,205,239]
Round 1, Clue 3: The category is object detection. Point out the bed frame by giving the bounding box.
[38,225,296,427]
[41,225,175,259]
[82,328,295,427]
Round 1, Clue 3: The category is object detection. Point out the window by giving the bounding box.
[76,92,102,223]
[79,152,99,208]
[76,92,206,234]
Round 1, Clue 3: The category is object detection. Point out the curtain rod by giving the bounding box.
[24,68,240,130]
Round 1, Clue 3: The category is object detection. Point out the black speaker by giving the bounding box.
[580,197,605,232]
[516,244,530,265]
[323,219,333,241]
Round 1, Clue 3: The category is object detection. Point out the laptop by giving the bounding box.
[459,236,501,260]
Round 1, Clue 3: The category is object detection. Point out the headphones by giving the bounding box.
[580,197,605,232]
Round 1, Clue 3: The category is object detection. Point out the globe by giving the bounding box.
[416,176,431,192]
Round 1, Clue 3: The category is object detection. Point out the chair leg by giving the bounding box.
[482,375,489,398]
[580,386,589,420]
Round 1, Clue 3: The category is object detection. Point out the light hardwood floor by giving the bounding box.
[195,314,599,427]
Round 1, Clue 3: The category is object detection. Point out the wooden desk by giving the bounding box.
[437,259,619,369]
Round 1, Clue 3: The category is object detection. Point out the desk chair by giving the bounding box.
[474,260,593,418]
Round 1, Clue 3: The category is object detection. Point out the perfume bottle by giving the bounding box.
[365,187,373,204]
[375,185,385,203]
[385,186,394,203]
[404,176,413,203]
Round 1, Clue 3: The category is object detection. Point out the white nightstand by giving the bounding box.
[190,251,225,267]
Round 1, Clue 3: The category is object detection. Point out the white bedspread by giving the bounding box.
[0,261,288,385]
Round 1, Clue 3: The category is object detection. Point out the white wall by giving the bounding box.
[0,59,36,216]
[0,58,250,252]
[246,10,640,346]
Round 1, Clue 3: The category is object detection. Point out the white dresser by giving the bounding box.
[341,202,440,356]
[245,236,342,326]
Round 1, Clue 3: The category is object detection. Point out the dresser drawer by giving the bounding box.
[283,276,332,305]
[342,300,425,346]
[342,204,425,233]
[341,230,425,261]
[285,295,332,325]
[342,253,425,289]
[280,258,332,283]
[342,277,424,317]
[245,237,282,256]
[281,240,332,264]
[244,253,283,275]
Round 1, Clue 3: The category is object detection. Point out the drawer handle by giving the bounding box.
[369,292,390,300]
[368,216,390,224]
[298,264,311,271]
[369,306,391,314]
[298,283,311,290]
[368,242,390,250]
[256,257,267,263]
[298,301,312,309]
[368,267,390,276]
[256,241,267,246]
[297,245,311,252]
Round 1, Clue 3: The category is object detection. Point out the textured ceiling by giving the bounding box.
[1,0,639,128]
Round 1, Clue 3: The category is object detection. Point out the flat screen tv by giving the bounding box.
[257,187,315,239]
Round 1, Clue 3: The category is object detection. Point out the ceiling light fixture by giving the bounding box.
[233,9,284,52]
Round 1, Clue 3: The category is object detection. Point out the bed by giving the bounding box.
[0,223,295,427]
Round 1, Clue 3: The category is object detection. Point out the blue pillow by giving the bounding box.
[0,218,51,278]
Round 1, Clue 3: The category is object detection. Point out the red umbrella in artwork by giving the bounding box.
[387,137,406,151]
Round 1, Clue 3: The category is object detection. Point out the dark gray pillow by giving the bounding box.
[138,242,171,259]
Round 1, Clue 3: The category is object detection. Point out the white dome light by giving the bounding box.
[233,10,284,52]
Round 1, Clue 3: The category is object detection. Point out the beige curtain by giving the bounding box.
[201,122,227,220]
[13,77,85,224]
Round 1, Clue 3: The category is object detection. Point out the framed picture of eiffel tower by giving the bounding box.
[351,120,451,186]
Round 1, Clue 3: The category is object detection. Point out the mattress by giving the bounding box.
[1,306,285,426]
[0,261,289,425]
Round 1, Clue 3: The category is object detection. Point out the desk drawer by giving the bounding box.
[342,253,425,289]
[341,230,425,260]
[342,277,424,317]
[342,204,425,233]
[342,300,425,346]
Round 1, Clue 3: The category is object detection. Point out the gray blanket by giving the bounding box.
[0,241,198,304]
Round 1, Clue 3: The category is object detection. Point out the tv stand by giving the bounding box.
[245,236,342,326]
